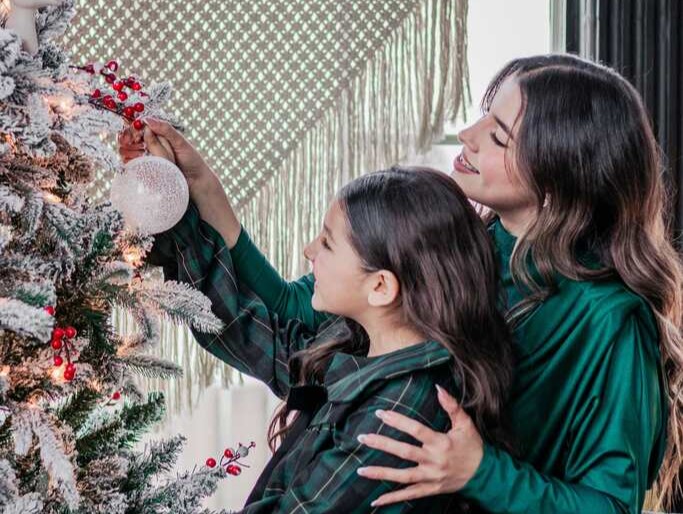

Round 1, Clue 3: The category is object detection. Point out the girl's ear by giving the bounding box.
[367,270,401,307]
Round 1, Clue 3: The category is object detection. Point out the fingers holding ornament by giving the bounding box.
[143,126,176,164]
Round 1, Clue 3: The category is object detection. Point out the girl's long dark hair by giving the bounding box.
[482,54,683,509]
[268,167,515,458]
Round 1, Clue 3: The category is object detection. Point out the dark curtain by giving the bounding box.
[562,0,683,243]
[558,1,682,511]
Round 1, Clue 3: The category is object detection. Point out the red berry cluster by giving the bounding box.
[205,441,256,475]
[73,60,148,131]
[45,306,78,381]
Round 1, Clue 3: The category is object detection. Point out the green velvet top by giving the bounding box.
[228,217,667,514]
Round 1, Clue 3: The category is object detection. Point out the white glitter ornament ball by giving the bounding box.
[110,156,189,235]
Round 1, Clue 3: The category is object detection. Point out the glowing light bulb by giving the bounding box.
[43,192,62,204]
[123,247,143,267]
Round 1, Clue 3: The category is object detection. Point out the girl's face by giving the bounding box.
[451,76,537,217]
[304,201,375,317]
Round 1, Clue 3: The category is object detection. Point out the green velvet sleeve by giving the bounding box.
[459,310,665,514]
[229,225,332,331]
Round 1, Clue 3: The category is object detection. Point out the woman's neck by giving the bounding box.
[359,316,427,358]
[497,205,536,237]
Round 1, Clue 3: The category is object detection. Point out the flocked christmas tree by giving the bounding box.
[0,1,250,512]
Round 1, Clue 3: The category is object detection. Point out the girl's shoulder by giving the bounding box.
[314,340,456,432]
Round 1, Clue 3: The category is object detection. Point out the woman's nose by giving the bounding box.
[457,121,479,152]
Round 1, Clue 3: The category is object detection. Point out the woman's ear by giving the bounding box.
[367,270,401,307]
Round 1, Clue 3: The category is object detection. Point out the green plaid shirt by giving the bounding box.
[149,203,462,513]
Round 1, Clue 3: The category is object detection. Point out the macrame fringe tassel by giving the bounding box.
[240,0,469,280]
[115,0,469,420]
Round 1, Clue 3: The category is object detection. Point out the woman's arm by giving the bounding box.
[358,312,664,514]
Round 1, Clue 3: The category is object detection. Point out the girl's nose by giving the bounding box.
[304,239,317,262]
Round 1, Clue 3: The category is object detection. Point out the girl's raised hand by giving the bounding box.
[117,119,220,200]
[356,385,484,507]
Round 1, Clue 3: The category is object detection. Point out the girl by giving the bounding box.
[123,53,682,513]
[145,164,515,512]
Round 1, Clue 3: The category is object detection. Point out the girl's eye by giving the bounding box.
[490,131,507,148]
[321,237,331,250]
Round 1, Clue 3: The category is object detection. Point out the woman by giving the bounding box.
[120,54,682,513]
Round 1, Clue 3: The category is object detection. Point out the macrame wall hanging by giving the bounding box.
[64,0,469,417]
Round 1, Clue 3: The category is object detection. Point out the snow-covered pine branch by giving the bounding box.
[0,297,53,340]
[131,280,224,335]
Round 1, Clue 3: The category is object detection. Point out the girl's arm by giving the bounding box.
[148,201,331,399]
[122,120,328,332]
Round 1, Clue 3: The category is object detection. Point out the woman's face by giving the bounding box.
[304,201,372,317]
[451,76,537,217]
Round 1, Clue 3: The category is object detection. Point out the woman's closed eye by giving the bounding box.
[490,131,507,148]
[321,236,332,250]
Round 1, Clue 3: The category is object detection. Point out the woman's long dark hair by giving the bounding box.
[482,54,683,509]
[268,167,515,458]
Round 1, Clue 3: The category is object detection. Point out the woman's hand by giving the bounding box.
[117,118,219,200]
[356,385,484,507]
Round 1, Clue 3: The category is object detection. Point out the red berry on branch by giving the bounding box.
[84,63,95,74]
[106,60,119,72]
[226,464,241,475]
[123,106,135,118]
[51,339,63,350]
[112,391,121,400]
[92,89,102,99]
[132,82,142,91]
[133,119,144,131]
[52,327,65,339]
[113,81,124,92]
[117,92,128,102]
[65,327,77,339]
[64,369,75,381]
[206,458,217,468]
[134,102,145,112]
[223,448,234,459]
[53,355,63,366]
[44,305,55,316]
[66,362,75,372]
[105,74,116,84]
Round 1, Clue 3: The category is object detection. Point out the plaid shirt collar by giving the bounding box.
[323,340,452,402]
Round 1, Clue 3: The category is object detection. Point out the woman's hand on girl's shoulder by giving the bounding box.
[356,385,484,507]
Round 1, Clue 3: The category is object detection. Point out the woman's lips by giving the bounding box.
[453,152,480,175]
